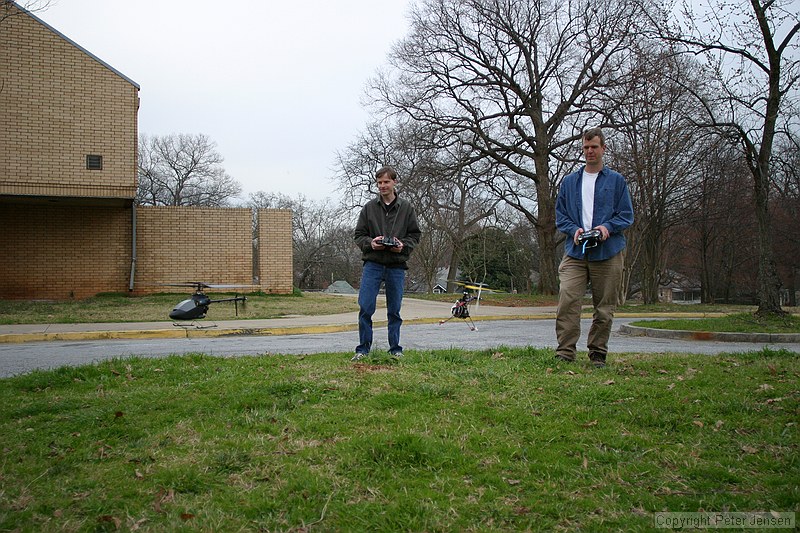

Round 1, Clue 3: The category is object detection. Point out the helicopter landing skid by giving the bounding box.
[438,315,478,331]
[173,321,218,330]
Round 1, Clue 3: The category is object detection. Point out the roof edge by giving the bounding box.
[11,1,141,90]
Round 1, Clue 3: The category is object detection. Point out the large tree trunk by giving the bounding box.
[640,233,663,304]
[535,223,559,295]
[752,47,785,316]
[445,234,466,292]
[535,179,559,295]
[699,232,715,304]
[753,168,784,315]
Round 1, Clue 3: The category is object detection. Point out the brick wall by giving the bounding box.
[0,4,139,199]
[258,209,293,293]
[0,205,294,299]
[0,204,132,299]
[134,206,254,291]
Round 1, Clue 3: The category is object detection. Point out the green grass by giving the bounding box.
[631,313,800,334]
[618,302,762,314]
[0,292,360,324]
[412,292,560,307]
[415,294,792,316]
[1,347,798,531]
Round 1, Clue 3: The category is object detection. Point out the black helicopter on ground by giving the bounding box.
[166,282,248,326]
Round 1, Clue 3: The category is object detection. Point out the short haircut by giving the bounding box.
[583,128,605,146]
[375,166,398,181]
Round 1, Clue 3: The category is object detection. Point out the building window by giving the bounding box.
[86,155,103,170]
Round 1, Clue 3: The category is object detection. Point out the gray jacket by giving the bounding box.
[354,195,421,269]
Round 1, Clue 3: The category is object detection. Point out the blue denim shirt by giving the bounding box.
[556,165,634,261]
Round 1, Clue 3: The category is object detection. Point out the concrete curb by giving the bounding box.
[0,314,553,344]
[619,324,800,343]
[0,324,359,344]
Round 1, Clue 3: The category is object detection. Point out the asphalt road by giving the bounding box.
[2,317,797,378]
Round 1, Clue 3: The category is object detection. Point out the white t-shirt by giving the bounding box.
[581,170,599,231]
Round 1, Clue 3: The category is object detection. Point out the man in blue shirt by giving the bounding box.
[555,128,634,367]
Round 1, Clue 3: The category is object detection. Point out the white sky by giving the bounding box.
[35,0,412,202]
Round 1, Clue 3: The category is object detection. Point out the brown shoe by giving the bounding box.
[555,354,575,363]
[589,352,606,368]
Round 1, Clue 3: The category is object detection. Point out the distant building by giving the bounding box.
[658,270,701,304]
[325,280,357,294]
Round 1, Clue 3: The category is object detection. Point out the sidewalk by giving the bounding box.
[0,298,557,344]
[1,297,797,344]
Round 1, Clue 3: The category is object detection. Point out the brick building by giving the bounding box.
[0,2,292,299]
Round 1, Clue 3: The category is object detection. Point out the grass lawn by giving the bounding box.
[402,295,800,335]
[1,347,797,531]
[631,313,800,334]
[412,292,560,307]
[0,292,360,325]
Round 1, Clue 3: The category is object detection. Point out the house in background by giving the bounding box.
[0,2,293,299]
[432,284,447,294]
[658,270,702,304]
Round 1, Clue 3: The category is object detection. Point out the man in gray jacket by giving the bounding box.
[352,166,421,360]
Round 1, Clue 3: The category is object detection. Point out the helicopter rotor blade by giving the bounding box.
[159,281,255,290]
[447,280,504,293]
[158,281,211,289]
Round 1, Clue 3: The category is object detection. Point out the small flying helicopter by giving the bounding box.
[438,289,480,331]
[165,282,248,327]
[438,280,504,331]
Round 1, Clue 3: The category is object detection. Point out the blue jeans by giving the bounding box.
[356,261,405,355]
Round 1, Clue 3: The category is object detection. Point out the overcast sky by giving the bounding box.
[35,0,412,202]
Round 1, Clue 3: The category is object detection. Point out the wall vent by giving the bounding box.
[86,155,103,170]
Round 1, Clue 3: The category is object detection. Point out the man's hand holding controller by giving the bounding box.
[372,236,403,252]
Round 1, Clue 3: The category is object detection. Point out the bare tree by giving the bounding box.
[370,0,649,294]
[1,1,52,26]
[336,119,500,292]
[646,0,800,316]
[410,133,505,291]
[671,147,759,303]
[136,133,242,207]
[406,224,450,292]
[336,120,446,291]
[248,192,356,289]
[770,134,800,305]
[605,45,711,303]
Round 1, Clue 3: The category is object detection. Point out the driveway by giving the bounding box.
[2,315,797,378]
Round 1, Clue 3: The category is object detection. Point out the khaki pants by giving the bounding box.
[555,253,623,360]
